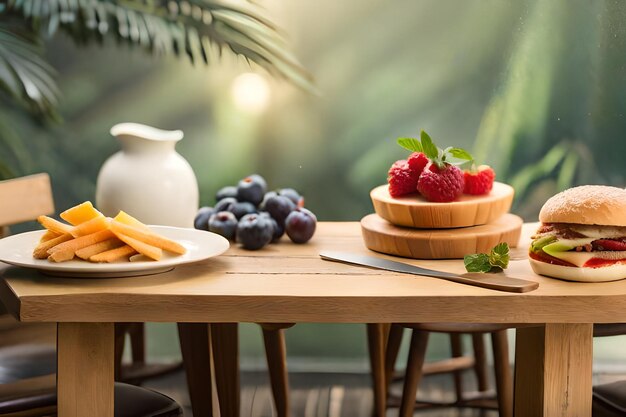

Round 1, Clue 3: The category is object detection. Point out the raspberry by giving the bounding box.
[417,163,464,202]
[407,152,429,176]
[463,165,495,195]
[387,159,418,197]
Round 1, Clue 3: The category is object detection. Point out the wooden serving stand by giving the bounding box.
[365,182,522,260]
[370,182,514,228]
[361,213,523,259]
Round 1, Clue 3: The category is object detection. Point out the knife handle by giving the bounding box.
[455,273,538,293]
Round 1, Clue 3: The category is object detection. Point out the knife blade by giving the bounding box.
[319,251,538,293]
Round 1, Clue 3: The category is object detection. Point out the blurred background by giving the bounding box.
[1,0,625,372]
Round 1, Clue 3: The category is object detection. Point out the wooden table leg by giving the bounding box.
[261,324,291,417]
[367,323,390,417]
[514,323,593,416]
[212,323,239,417]
[178,323,214,417]
[57,322,114,417]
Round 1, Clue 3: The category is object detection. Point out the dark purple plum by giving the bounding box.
[208,211,238,240]
[285,208,317,243]
[214,197,237,213]
[259,191,278,211]
[260,212,284,242]
[248,174,267,191]
[264,195,296,224]
[228,201,257,220]
[278,188,304,207]
[236,175,267,206]
[194,206,215,231]
[236,213,273,250]
[216,186,238,201]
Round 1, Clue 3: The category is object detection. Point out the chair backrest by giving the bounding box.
[0,174,54,228]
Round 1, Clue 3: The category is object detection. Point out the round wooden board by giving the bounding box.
[361,213,523,259]
[370,182,514,228]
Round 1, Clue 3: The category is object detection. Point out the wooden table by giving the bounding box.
[0,222,625,416]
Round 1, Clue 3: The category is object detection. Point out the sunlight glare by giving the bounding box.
[231,73,271,114]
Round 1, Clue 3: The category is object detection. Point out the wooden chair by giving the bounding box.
[0,174,179,384]
[593,380,626,417]
[114,323,183,384]
[591,323,626,417]
[368,322,513,417]
[180,322,294,417]
[0,376,183,417]
[0,173,183,416]
[373,322,626,417]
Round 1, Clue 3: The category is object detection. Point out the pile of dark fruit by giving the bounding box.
[194,174,317,250]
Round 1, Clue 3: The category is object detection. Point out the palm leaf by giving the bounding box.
[0,22,59,114]
[5,0,315,92]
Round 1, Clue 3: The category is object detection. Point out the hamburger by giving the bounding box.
[529,185,626,282]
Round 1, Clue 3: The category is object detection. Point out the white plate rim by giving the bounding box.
[0,226,229,277]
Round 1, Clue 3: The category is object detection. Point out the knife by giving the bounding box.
[319,251,538,293]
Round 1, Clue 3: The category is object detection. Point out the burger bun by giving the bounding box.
[539,185,626,226]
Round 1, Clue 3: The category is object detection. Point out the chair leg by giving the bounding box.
[114,323,127,381]
[449,333,464,402]
[367,323,389,417]
[212,323,240,417]
[398,330,429,417]
[385,324,404,391]
[129,323,145,364]
[261,325,290,417]
[178,323,214,417]
[491,330,513,417]
[471,333,489,393]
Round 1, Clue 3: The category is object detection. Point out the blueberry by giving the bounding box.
[285,208,317,243]
[236,213,273,250]
[194,206,215,231]
[278,188,303,207]
[208,211,238,240]
[265,195,296,224]
[228,201,257,220]
[236,175,267,206]
[259,191,278,211]
[260,212,284,242]
[216,186,238,201]
[215,197,237,213]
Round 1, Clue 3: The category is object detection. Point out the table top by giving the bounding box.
[1,222,625,324]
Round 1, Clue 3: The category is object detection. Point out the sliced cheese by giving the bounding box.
[543,250,626,267]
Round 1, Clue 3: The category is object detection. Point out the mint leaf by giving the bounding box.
[464,253,492,273]
[446,147,474,161]
[489,242,510,270]
[465,242,510,273]
[397,137,423,153]
[420,130,439,160]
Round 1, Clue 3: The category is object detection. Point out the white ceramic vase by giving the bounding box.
[96,123,199,228]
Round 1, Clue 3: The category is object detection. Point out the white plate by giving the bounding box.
[0,226,230,278]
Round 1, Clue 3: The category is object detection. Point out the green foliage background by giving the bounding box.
[4,0,626,223]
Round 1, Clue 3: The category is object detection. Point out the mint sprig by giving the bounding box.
[464,242,510,273]
[396,130,474,169]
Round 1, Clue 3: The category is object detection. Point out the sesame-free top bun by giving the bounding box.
[539,185,626,226]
